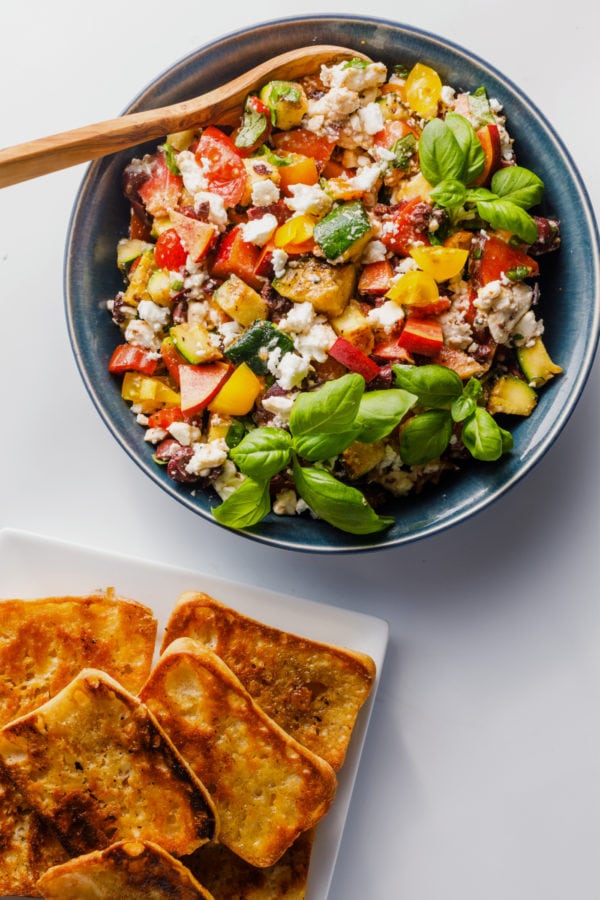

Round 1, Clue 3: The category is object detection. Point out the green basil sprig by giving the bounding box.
[212,373,415,534]
[419,113,544,243]
[393,364,514,465]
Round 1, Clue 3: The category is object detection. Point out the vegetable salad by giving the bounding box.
[108,56,561,535]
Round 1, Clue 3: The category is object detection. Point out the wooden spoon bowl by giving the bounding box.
[0,45,368,189]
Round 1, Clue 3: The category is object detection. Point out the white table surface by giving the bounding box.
[2,2,599,898]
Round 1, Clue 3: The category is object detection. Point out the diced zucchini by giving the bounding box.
[117,238,154,270]
[313,201,373,262]
[151,215,173,238]
[122,252,156,307]
[487,375,537,416]
[213,274,269,326]
[147,269,173,306]
[330,300,375,354]
[166,129,196,151]
[224,320,294,374]
[342,440,386,479]
[170,322,222,365]
[517,337,562,387]
[259,80,308,130]
[272,258,357,317]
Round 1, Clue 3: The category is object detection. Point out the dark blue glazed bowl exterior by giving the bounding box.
[65,15,599,553]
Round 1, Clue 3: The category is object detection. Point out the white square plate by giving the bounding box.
[0,528,388,900]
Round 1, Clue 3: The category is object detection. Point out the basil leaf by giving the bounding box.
[490,166,544,209]
[461,407,504,461]
[160,143,180,175]
[400,409,453,465]
[451,394,476,423]
[293,461,394,534]
[463,377,483,401]
[444,112,485,185]
[465,186,497,203]
[289,373,365,437]
[343,58,369,69]
[234,107,268,151]
[431,178,467,209]
[418,118,466,186]
[390,133,417,170]
[212,477,271,530]
[499,426,514,453]
[476,198,539,243]
[229,427,291,479]
[354,389,417,442]
[393,364,463,408]
[293,429,358,462]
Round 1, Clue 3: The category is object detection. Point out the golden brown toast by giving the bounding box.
[0,668,217,858]
[140,638,337,868]
[183,828,315,900]
[37,839,215,899]
[160,593,376,770]
[0,590,157,726]
[0,769,69,897]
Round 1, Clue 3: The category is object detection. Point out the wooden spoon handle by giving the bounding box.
[0,45,363,189]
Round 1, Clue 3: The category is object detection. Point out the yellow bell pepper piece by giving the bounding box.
[274,214,316,250]
[208,363,262,416]
[121,372,180,412]
[405,63,442,119]
[385,270,439,307]
[409,246,469,282]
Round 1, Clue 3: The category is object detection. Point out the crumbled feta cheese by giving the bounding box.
[267,348,311,390]
[367,300,405,332]
[167,421,202,446]
[439,308,473,350]
[361,240,388,264]
[394,256,420,275]
[124,319,161,351]
[240,213,278,246]
[284,182,333,217]
[186,300,209,324]
[176,150,208,194]
[193,191,228,231]
[144,427,167,444]
[474,279,540,345]
[218,320,244,348]
[251,179,280,207]
[273,489,299,516]
[185,438,229,477]
[261,393,295,425]
[278,301,317,335]
[294,323,337,362]
[441,84,456,107]
[320,60,387,93]
[271,248,288,279]
[137,300,170,330]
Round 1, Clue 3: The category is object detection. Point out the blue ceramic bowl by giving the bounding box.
[65,15,599,553]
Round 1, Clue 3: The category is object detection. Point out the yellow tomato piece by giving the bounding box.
[385,270,440,307]
[121,372,180,412]
[274,214,316,250]
[208,362,262,416]
[405,63,442,119]
[409,246,469,282]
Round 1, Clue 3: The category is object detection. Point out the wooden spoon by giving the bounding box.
[0,45,368,189]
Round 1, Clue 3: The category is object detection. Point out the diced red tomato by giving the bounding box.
[358,260,394,295]
[478,235,540,287]
[137,152,183,218]
[271,129,336,170]
[372,335,414,363]
[179,362,232,415]
[380,197,431,257]
[328,336,380,383]
[210,225,264,290]
[397,316,444,357]
[410,297,452,317]
[147,407,186,430]
[168,210,217,263]
[154,228,188,270]
[108,344,158,376]
[194,127,247,207]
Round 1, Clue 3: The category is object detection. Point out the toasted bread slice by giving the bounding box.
[160,593,376,770]
[140,639,336,867]
[183,828,315,900]
[0,768,70,897]
[0,668,217,857]
[37,839,215,899]
[0,590,157,726]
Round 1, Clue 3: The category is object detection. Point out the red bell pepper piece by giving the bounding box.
[108,344,158,376]
[397,316,444,357]
[328,337,380,383]
[380,197,431,257]
[147,407,186,430]
[372,335,414,363]
[210,225,264,290]
[358,259,394,295]
[160,337,187,387]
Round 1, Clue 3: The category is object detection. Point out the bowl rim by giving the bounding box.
[64,13,600,554]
